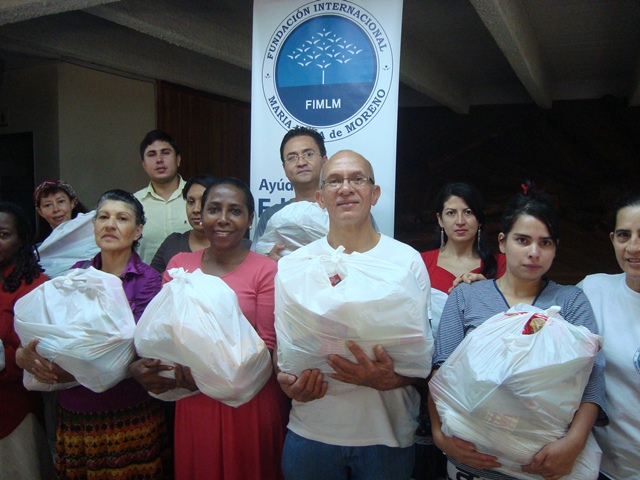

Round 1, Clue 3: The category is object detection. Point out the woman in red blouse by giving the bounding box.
[415,183,505,480]
[422,182,505,294]
[0,201,52,479]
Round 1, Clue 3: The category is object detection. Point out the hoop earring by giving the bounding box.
[477,226,482,252]
[440,227,445,250]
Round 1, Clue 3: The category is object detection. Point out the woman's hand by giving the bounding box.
[267,244,286,262]
[449,273,487,293]
[277,369,328,402]
[174,364,198,392]
[427,378,501,471]
[15,339,68,384]
[436,434,502,471]
[521,402,598,480]
[521,436,581,480]
[327,341,412,391]
[129,358,177,394]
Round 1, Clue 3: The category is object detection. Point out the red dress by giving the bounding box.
[166,250,289,480]
[420,249,506,293]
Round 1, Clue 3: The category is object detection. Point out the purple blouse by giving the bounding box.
[57,251,162,413]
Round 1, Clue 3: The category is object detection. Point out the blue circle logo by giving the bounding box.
[262,2,393,139]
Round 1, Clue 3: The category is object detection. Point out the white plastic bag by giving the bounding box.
[430,304,602,480]
[14,267,137,392]
[275,246,433,381]
[22,370,79,391]
[252,201,329,256]
[38,211,100,278]
[429,287,449,337]
[134,268,272,406]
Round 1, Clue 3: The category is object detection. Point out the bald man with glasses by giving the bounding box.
[275,150,432,480]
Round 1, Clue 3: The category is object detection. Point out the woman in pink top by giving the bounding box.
[132,178,289,480]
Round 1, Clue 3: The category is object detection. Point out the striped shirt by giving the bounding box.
[433,278,607,480]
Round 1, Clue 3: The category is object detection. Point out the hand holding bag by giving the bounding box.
[275,246,433,381]
[134,268,272,406]
[14,267,136,392]
[430,304,602,480]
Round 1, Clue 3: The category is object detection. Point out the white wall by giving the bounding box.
[58,63,155,207]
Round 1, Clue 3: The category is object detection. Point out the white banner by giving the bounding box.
[251,0,403,236]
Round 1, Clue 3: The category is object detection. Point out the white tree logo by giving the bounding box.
[287,28,363,85]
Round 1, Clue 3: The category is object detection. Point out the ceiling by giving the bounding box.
[1,0,640,113]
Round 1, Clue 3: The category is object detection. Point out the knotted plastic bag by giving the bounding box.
[275,246,433,382]
[134,268,272,406]
[14,267,136,392]
[252,201,329,256]
[38,211,100,278]
[430,304,602,480]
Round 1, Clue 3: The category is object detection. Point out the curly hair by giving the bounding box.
[1,201,44,293]
[94,189,147,250]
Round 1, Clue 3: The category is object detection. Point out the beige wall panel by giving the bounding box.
[58,62,155,207]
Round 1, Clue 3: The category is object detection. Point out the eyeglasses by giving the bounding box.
[320,175,374,190]
[284,151,319,164]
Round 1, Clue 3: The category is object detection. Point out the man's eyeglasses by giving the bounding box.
[284,151,319,164]
[320,176,374,190]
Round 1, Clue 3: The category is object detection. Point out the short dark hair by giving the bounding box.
[182,174,217,200]
[94,189,146,249]
[0,201,44,292]
[139,129,180,159]
[202,177,255,217]
[34,181,88,243]
[279,126,326,162]
[613,191,640,227]
[502,181,560,245]
[434,182,498,279]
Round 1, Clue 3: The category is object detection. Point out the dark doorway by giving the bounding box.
[0,132,35,226]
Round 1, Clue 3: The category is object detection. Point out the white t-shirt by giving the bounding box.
[578,273,640,480]
[283,234,431,448]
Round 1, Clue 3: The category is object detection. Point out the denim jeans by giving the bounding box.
[282,430,415,480]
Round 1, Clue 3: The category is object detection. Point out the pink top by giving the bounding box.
[165,249,288,480]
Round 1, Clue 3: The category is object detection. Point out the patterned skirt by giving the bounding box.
[55,398,171,479]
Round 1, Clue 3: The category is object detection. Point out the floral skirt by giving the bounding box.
[55,398,171,479]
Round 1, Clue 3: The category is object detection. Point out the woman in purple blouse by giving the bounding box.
[17,190,170,479]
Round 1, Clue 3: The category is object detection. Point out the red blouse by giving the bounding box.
[421,249,506,293]
[0,266,48,439]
